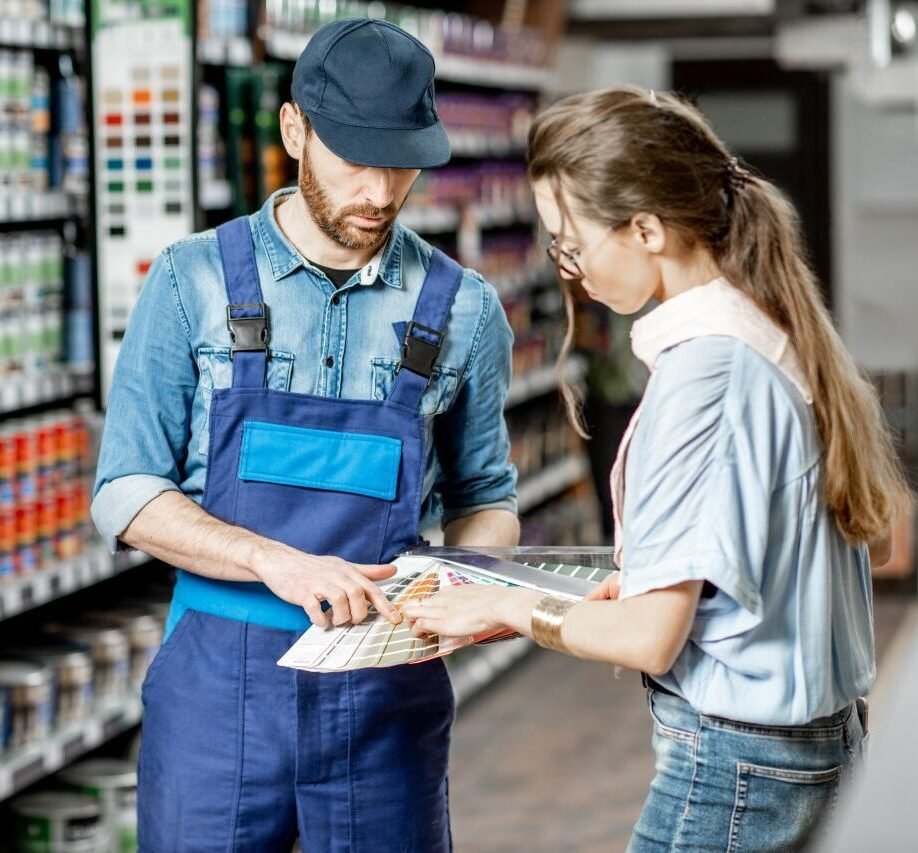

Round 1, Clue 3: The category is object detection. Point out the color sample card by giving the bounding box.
[91,0,194,400]
[278,553,607,674]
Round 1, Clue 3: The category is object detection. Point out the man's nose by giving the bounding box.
[363,169,396,209]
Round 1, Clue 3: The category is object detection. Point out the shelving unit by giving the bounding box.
[0,18,79,50]
[0,547,148,621]
[0,696,142,801]
[0,190,84,223]
[506,355,586,409]
[197,34,253,67]
[0,368,94,415]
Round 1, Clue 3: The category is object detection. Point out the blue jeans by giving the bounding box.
[628,688,867,852]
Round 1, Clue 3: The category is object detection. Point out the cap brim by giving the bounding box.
[305,110,451,169]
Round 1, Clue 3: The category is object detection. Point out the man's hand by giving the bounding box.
[120,491,402,628]
[252,540,401,628]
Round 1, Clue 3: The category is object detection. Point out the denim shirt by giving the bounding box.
[91,188,518,551]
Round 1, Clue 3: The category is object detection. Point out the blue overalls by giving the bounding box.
[137,217,460,852]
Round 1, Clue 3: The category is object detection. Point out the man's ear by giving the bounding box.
[630,213,666,255]
[279,102,305,159]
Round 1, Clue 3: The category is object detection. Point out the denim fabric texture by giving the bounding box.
[628,688,867,852]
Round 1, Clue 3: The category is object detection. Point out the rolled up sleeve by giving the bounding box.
[434,280,518,525]
[91,248,197,552]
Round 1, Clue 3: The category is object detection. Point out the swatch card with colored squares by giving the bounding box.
[92,2,195,398]
[277,547,616,674]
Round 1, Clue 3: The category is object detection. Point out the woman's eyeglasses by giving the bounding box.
[545,227,613,279]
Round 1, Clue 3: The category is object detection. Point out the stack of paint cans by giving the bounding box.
[45,623,131,704]
[8,790,109,853]
[0,409,94,578]
[59,759,138,853]
[91,609,164,690]
[0,603,168,760]
[0,232,66,376]
[0,659,54,751]
[12,640,95,727]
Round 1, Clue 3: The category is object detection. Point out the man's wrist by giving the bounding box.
[239,533,270,582]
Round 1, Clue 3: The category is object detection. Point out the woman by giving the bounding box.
[404,86,906,851]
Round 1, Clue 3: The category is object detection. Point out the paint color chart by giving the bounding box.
[278,553,611,674]
[91,0,194,399]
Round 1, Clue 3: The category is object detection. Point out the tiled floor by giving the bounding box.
[448,594,914,853]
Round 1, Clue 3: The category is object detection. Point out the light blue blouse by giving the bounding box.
[620,335,875,725]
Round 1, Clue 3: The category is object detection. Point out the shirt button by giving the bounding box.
[324,356,334,368]
[331,294,340,305]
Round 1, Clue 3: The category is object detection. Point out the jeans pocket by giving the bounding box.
[647,690,695,743]
[729,761,843,852]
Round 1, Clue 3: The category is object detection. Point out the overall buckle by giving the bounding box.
[226,303,268,358]
[396,321,443,385]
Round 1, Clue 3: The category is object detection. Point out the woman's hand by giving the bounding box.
[403,586,545,638]
[585,570,621,601]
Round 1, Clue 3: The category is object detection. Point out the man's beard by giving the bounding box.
[298,150,400,251]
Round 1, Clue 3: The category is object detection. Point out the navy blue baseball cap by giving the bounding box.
[292,18,451,169]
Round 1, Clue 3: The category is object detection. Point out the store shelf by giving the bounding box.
[475,202,536,229]
[506,355,587,409]
[421,453,591,543]
[0,546,149,621]
[261,29,554,91]
[517,454,590,514]
[399,202,534,235]
[447,637,534,707]
[0,18,78,50]
[448,133,526,158]
[434,54,554,90]
[0,695,142,801]
[0,367,94,416]
[399,205,461,234]
[493,264,552,298]
[197,35,253,66]
[199,179,233,211]
[0,191,85,224]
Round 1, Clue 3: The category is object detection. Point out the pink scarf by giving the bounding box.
[610,278,813,567]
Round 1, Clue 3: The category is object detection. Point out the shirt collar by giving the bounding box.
[254,187,403,289]
[631,277,813,402]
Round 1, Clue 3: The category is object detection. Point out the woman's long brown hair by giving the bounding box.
[528,85,907,544]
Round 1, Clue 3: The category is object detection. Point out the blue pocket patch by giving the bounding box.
[238,421,402,501]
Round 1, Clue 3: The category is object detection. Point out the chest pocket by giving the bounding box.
[197,347,294,456]
[371,358,459,416]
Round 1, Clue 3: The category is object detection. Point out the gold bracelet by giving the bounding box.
[530,596,576,653]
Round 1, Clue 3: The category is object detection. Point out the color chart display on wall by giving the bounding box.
[90,0,194,399]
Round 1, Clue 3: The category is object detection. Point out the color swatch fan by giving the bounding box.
[278,548,615,673]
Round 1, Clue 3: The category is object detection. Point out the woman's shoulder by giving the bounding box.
[651,335,819,466]
[655,335,808,409]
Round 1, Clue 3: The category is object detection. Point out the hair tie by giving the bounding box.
[725,156,752,190]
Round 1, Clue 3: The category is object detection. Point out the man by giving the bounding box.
[91,18,519,851]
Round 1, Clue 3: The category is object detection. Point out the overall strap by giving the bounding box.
[216,216,269,389]
[388,248,464,410]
